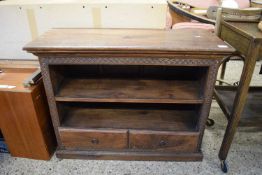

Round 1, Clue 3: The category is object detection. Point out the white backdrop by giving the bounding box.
[0,0,167,60]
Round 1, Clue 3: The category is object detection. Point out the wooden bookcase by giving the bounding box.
[24,28,234,161]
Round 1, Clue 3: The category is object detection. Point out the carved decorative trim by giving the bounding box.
[39,58,62,146]
[41,57,220,66]
[197,62,220,149]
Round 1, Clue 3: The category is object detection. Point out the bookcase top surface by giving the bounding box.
[24,28,235,55]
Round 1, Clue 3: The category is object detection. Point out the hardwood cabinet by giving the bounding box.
[24,28,234,161]
[0,68,56,160]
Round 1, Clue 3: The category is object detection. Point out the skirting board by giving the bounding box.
[56,149,203,161]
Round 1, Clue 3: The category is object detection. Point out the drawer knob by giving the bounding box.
[91,138,99,144]
[159,140,168,147]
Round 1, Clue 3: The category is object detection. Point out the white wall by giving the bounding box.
[0,0,167,60]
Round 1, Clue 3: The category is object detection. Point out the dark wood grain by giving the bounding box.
[59,128,128,150]
[129,130,199,152]
[59,103,199,131]
[53,65,206,104]
[23,29,234,55]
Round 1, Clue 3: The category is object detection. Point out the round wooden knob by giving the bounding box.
[159,140,168,147]
[91,138,99,144]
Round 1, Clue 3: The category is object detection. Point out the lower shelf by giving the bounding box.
[214,86,262,127]
[58,103,200,158]
[60,103,199,131]
[56,149,203,161]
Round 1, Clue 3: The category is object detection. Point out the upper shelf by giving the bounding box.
[55,78,204,104]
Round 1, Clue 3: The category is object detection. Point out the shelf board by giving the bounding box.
[61,106,198,131]
[55,78,203,104]
[214,86,262,128]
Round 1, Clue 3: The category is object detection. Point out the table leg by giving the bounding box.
[219,61,227,85]
[218,41,260,164]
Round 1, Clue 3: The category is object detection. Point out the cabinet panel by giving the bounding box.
[129,130,199,152]
[59,128,128,150]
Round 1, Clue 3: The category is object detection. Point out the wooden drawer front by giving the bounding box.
[129,130,199,152]
[221,25,250,56]
[59,128,128,150]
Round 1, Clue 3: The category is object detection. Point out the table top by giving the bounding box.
[24,28,234,56]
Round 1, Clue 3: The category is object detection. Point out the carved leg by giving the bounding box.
[218,42,260,169]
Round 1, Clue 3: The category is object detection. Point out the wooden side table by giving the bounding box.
[0,68,56,160]
[214,21,262,172]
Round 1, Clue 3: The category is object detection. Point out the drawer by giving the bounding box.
[59,128,128,150]
[129,130,199,152]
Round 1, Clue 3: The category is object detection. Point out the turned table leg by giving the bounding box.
[218,41,260,172]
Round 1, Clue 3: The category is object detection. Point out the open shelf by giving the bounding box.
[59,103,199,131]
[55,78,203,104]
[51,65,207,104]
[214,86,262,127]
